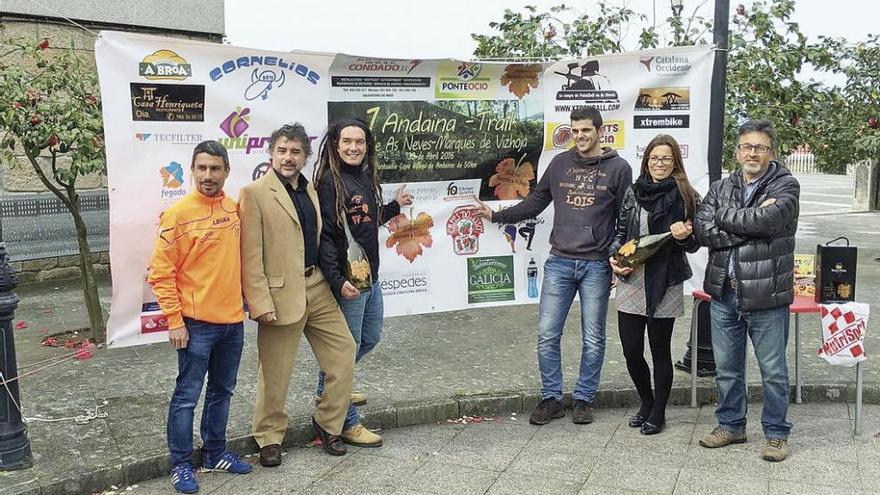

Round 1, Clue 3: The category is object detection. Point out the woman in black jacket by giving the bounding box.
[609,134,699,435]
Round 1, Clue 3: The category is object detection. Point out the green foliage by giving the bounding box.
[839,35,880,160]
[725,0,822,167]
[471,2,713,60]
[471,0,877,174]
[0,37,105,185]
[472,3,660,60]
[0,36,107,336]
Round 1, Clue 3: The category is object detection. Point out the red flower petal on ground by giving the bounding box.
[37,39,49,50]
[63,339,76,349]
[15,321,27,329]
[41,336,57,347]
[74,342,96,360]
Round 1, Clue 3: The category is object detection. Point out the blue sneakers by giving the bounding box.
[203,451,253,474]
[170,462,198,494]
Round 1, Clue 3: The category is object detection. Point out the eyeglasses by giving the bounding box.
[736,143,771,154]
[648,156,674,166]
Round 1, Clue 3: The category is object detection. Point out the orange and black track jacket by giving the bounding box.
[148,190,244,329]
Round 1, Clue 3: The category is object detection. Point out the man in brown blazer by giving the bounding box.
[239,123,356,465]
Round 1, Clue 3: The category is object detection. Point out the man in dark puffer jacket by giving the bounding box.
[694,120,800,462]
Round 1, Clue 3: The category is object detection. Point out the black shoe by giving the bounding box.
[259,444,282,467]
[571,400,594,424]
[628,415,647,428]
[529,398,565,425]
[640,421,664,435]
[312,418,347,456]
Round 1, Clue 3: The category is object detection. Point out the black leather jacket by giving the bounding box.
[611,186,700,286]
[693,161,800,311]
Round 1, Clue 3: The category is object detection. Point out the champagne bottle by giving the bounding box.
[343,221,372,291]
[614,231,673,269]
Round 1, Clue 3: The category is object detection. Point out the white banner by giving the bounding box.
[818,303,869,366]
[96,31,714,347]
[96,32,332,347]
[542,47,714,293]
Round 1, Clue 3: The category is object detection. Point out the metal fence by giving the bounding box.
[785,152,818,174]
[0,191,109,262]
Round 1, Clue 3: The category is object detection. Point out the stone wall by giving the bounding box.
[0,20,107,194]
[2,0,225,37]
[0,17,221,195]
[11,252,110,285]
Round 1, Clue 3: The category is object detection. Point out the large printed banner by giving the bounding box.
[96,31,714,347]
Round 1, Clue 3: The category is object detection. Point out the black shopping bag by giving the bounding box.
[815,236,857,303]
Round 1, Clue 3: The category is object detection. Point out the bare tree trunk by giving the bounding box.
[67,188,106,341]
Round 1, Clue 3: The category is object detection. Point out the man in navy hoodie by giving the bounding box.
[476,107,632,425]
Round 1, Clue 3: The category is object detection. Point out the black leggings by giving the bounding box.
[617,311,675,425]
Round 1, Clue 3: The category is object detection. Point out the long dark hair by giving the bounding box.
[313,119,383,229]
[639,134,698,218]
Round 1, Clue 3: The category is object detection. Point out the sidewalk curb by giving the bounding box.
[9,382,880,495]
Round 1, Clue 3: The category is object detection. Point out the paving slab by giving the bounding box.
[60,403,878,495]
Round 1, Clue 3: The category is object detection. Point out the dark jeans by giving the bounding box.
[710,286,792,439]
[167,318,244,466]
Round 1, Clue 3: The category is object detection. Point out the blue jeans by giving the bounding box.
[168,318,244,467]
[316,282,384,430]
[537,255,612,403]
[710,286,792,439]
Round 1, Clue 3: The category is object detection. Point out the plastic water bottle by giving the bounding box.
[527,257,538,298]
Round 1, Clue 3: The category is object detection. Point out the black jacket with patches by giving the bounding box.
[694,161,800,311]
[316,165,400,298]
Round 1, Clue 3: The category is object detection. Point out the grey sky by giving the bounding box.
[224,0,875,60]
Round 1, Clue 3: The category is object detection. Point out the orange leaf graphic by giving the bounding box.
[500,64,542,99]
[385,212,434,263]
[489,158,535,199]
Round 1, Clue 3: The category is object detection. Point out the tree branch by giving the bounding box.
[49,149,72,189]
[22,147,75,212]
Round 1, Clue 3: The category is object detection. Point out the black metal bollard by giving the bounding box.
[674,297,717,377]
[0,243,32,470]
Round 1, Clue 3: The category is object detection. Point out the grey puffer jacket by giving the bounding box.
[694,161,800,311]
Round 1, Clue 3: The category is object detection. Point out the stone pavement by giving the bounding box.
[0,201,878,494]
[94,403,880,495]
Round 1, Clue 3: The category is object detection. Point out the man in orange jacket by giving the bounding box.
[148,140,252,494]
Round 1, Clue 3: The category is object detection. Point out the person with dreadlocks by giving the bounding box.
[314,119,413,448]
